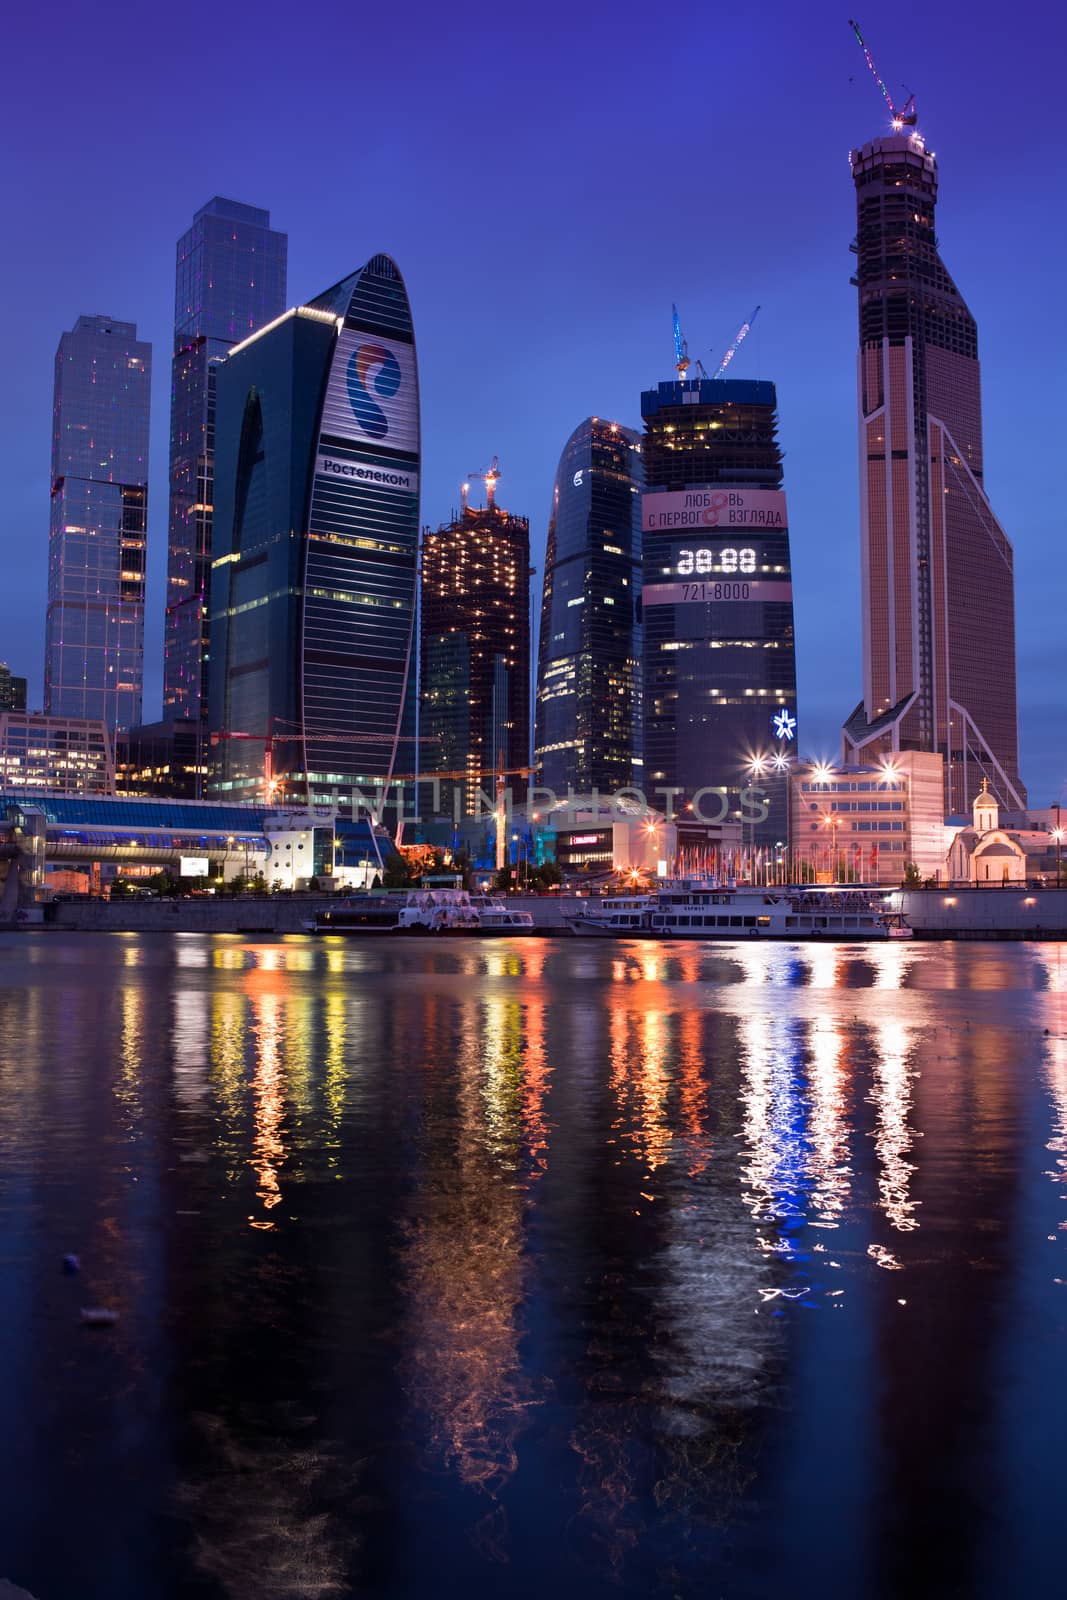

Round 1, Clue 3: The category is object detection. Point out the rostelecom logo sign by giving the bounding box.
[347,343,402,440]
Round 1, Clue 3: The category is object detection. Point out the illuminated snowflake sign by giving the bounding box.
[773,708,797,741]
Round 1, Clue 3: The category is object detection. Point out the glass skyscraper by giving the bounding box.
[842,130,1025,815]
[163,198,287,723]
[534,417,642,799]
[421,495,531,818]
[45,315,151,732]
[208,255,420,806]
[641,377,798,847]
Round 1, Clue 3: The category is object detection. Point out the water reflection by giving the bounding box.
[0,933,1066,1599]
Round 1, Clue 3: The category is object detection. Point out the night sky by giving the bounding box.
[3,0,1063,803]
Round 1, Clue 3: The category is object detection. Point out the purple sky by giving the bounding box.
[3,0,1063,802]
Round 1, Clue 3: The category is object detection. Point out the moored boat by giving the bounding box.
[305,889,535,936]
[564,882,911,940]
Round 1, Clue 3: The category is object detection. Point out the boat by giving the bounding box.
[564,882,911,940]
[305,889,535,936]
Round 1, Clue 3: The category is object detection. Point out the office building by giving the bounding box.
[640,377,798,848]
[164,198,287,723]
[44,315,151,732]
[842,130,1024,815]
[789,751,944,886]
[0,664,27,713]
[116,718,203,799]
[208,254,420,806]
[535,417,643,800]
[421,486,530,817]
[0,712,115,795]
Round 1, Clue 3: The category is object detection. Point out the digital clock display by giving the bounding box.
[675,546,757,576]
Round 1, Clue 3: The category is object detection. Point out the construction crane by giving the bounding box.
[467,455,501,509]
[380,760,540,858]
[849,18,917,128]
[712,306,761,380]
[672,305,710,380]
[672,304,690,379]
[209,725,438,804]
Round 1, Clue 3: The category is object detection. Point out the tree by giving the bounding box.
[383,852,413,889]
[902,861,923,888]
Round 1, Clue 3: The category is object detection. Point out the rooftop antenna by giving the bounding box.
[849,18,917,128]
[712,307,761,381]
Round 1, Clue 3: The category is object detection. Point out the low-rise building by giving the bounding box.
[0,713,115,795]
[945,782,1059,885]
[545,793,742,884]
[789,752,944,885]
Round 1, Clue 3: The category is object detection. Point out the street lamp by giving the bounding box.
[744,756,768,884]
[1051,801,1064,886]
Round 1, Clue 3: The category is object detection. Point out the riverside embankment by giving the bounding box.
[35,887,1067,937]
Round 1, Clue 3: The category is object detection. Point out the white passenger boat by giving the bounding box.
[564,883,911,940]
[306,889,535,936]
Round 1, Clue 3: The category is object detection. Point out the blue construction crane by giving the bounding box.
[672,304,690,379]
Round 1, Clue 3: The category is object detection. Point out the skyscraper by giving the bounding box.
[0,664,27,713]
[640,378,798,848]
[164,198,287,723]
[421,486,530,818]
[45,315,151,732]
[208,254,420,806]
[842,130,1025,815]
[535,417,643,800]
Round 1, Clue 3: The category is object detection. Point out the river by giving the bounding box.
[0,933,1065,1598]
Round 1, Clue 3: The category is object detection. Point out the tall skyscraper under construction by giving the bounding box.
[164,198,287,725]
[535,417,643,800]
[641,377,798,849]
[841,128,1025,814]
[421,477,530,819]
[45,315,151,733]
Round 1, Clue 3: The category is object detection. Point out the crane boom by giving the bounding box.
[671,304,690,379]
[849,18,917,127]
[712,306,760,381]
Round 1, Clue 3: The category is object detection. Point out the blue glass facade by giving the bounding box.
[535,417,643,798]
[208,256,419,806]
[45,316,151,733]
[640,379,798,847]
[164,199,287,723]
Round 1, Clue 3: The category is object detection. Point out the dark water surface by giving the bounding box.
[1,934,1066,1599]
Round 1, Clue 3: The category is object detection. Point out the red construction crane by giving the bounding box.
[849,18,917,129]
[209,724,438,804]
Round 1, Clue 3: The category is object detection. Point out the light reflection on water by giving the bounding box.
[0,933,1065,1599]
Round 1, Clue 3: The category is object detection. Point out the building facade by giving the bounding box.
[535,417,643,801]
[45,316,151,732]
[163,198,287,725]
[208,255,420,807]
[789,751,945,885]
[640,377,798,847]
[0,664,27,712]
[0,712,115,795]
[116,718,202,799]
[843,130,1024,815]
[421,496,530,817]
